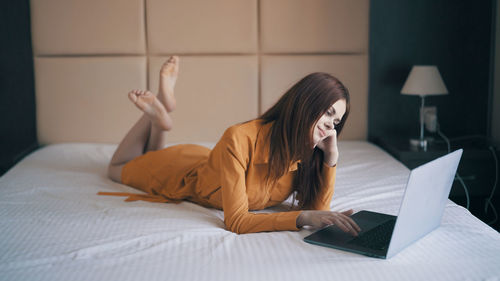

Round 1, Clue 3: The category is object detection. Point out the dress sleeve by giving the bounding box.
[309,163,336,211]
[214,128,301,234]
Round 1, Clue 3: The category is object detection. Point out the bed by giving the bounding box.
[1,141,499,281]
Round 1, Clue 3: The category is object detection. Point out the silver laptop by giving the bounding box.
[304,149,463,259]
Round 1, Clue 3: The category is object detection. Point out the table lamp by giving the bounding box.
[401,65,448,151]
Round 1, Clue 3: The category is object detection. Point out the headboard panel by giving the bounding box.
[260,0,368,53]
[147,0,258,54]
[30,0,369,144]
[30,0,146,55]
[34,57,146,143]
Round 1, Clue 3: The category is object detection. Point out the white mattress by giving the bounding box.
[1,141,499,281]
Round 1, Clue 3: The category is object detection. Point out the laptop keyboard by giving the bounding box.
[348,219,396,250]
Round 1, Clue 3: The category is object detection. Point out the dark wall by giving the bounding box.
[0,0,38,175]
[369,0,494,141]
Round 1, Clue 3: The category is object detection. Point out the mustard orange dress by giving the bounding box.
[102,119,337,234]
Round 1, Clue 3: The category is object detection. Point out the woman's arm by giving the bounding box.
[300,130,361,235]
[311,129,338,211]
[215,128,302,234]
[317,129,339,167]
[310,163,336,210]
[295,163,359,236]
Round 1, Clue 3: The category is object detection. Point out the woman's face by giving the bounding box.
[311,99,347,147]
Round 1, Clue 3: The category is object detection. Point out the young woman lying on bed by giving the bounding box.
[103,56,361,235]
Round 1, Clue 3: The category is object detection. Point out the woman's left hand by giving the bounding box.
[316,129,339,167]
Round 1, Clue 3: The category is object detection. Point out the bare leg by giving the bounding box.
[144,55,180,152]
[107,56,180,183]
[107,90,173,182]
[107,114,151,182]
[158,56,179,112]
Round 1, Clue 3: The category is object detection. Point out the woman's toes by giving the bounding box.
[128,91,138,102]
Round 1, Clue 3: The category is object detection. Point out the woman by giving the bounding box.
[104,56,361,235]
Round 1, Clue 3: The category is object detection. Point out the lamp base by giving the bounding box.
[409,138,428,151]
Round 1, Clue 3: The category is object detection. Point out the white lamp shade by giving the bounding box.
[401,65,448,96]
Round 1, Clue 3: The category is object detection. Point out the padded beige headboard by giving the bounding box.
[31,0,369,144]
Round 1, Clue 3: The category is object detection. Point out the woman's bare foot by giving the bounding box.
[128,90,173,131]
[158,56,179,112]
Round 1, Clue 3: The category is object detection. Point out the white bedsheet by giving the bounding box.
[1,141,499,281]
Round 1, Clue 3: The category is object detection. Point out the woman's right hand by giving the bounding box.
[297,209,361,236]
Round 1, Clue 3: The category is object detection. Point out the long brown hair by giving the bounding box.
[259,72,350,209]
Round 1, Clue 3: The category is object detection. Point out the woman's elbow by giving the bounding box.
[224,218,248,234]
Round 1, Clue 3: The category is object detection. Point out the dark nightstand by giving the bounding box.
[374,136,499,231]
